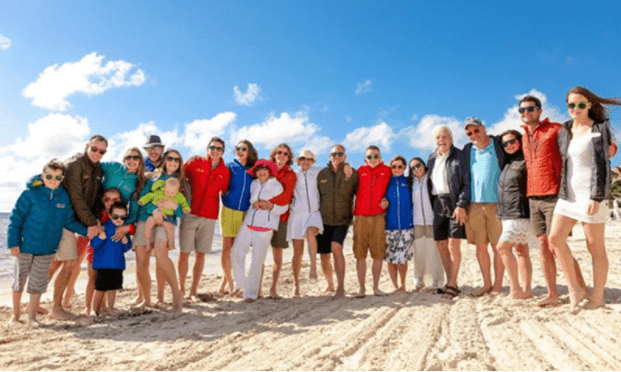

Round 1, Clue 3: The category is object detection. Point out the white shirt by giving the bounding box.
[431,150,450,195]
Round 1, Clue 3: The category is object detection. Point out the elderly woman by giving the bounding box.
[427,125,470,299]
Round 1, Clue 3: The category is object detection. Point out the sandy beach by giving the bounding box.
[2,222,621,371]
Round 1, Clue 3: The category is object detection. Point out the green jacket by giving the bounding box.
[317,162,358,226]
[63,152,103,226]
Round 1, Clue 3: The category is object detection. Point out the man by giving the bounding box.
[144,135,165,174]
[352,145,391,297]
[462,117,506,296]
[49,135,105,319]
[519,95,586,306]
[316,144,358,299]
[179,137,231,299]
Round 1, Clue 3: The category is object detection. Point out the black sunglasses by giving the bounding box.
[330,152,344,157]
[166,156,181,163]
[502,138,518,148]
[110,214,128,221]
[124,155,141,161]
[518,106,540,114]
[366,154,380,160]
[44,174,64,181]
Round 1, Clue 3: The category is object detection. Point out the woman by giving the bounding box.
[134,149,186,312]
[383,156,414,292]
[409,157,445,292]
[496,130,533,300]
[288,149,323,296]
[549,86,619,309]
[219,140,258,295]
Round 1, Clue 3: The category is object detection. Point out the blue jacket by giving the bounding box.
[221,159,253,211]
[137,173,188,222]
[101,162,141,224]
[7,176,87,255]
[427,145,471,209]
[385,175,414,230]
[90,220,132,270]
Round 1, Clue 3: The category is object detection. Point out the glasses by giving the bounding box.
[166,156,181,163]
[90,146,107,155]
[502,138,518,148]
[518,106,540,114]
[567,102,590,110]
[276,150,290,156]
[236,146,248,152]
[208,145,224,152]
[466,128,480,137]
[103,197,121,203]
[110,214,128,221]
[299,157,308,161]
[366,154,380,160]
[412,162,424,169]
[391,164,405,169]
[124,155,141,161]
[44,174,64,181]
[330,152,345,158]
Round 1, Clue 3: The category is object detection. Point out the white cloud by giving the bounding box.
[232,111,319,150]
[406,114,466,150]
[106,121,183,162]
[343,122,395,153]
[355,79,373,94]
[22,52,146,111]
[0,34,11,50]
[233,83,261,106]
[183,112,237,154]
[299,136,332,159]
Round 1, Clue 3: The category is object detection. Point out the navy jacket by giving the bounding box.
[427,145,471,209]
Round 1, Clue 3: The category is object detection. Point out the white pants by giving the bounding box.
[232,225,274,300]
[412,225,445,289]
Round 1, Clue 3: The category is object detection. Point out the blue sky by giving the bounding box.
[1,1,620,211]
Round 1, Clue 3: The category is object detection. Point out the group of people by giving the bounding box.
[6,86,620,325]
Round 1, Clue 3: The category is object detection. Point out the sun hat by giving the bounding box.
[144,135,164,149]
[247,159,278,177]
[296,149,316,163]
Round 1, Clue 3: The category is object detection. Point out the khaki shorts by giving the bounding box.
[353,214,386,259]
[179,214,216,253]
[529,195,558,236]
[55,228,78,261]
[220,206,246,238]
[465,203,502,246]
[132,220,169,248]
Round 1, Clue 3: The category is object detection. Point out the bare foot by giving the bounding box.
[63,287,75,308]
[522,290,533,299]
[509,290,529,300]
[26,318,42,328]
[218,280,228,295]
[154,300,165,309]
[83,308,92,316]
[537,295,560,307]
[489,288,503,297]
[323,286,335,293]
[309,271,318,280]
[269,289,282,300]
[130,297,144,307]
[48,308,76,320]
[470,286,492,297]
[8,315,22,326]
[354,290,366,298]
[414,286,424,292]
[392,287,405,294]
[244,298,256,303]
[171,297,183,313]
[569,288,588,309]
[333,289,346,299]
[584,298,605,310]
[374,288,388,296]
[35,305,48,315]
[230,289,243,298]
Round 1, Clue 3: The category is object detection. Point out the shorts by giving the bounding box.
[529,195,558,236]
[132,220,168,248]
[271,221,289,248]
[499,219,533,245]
[433,196,466,241]
[465,203,502,245]
[12,253,54,294]
[353,214,386,259]
[287,211,323,240]
[316,225,349,254]
[95,269,124,291]
[179,214,216,253]
[55,228,78,261]
[220,206,246,238]
[384,229,414,265]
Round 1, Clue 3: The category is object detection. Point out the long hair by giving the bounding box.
[270,143,294,166]
[499,129,524,158]
[124,147,147,199]
[407,157,427,189]
[157,149,188,199]
[237,139,258,168]
[566,86,621,123]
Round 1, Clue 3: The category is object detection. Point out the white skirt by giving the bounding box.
[287,211,323,240]
[498,219,534,245]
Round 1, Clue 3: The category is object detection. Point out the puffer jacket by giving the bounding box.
[557,119,612,202]
[221,159,253,212]
[497,153,529,219]
[244,177,289,230]
[63,152,103,226]
[184,157,231,219]
[90,220,132,270]
[101,161,140,224]
[521,119,563,197]
[317,162,359,226]
[385,175,413,230]
[7,176,87,255]
[291,166,322,215]
[427,145,470,209]
[354,163,391,216]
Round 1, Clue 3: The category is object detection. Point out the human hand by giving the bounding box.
[9,247,20,257]
[453,207,467,225]
[158,199,178,211]
[98,232,107,239]
[587,200,600,216]
[86,225,101,239]
[344,163,353,178]
[259,200,273,210]
[379,198,389,210]
[121,236,129,244]
[112,225,130,242]
[152,209,165,224]
[609,142,618,158]
[252,201,262,210]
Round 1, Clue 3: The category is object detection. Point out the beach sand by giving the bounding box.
[2,223,621,371]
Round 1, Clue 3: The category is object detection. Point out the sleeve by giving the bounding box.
[269,183,288,217]
[176,194,191,212]
[7,191,31,248]
[250,181,260,203]
[127,195,140,225]
[100,162,116,177]
[457,151,471,208]
[220,167,231,195]
[65,161,99,226]
[269,171,296,206]
[122,236,132,253]
[63,204,88,236]
[90,236,104,250]
[138,192,155,205]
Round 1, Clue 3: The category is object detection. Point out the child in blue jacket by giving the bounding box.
[91,201,132,316]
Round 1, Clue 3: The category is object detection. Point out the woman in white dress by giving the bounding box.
[549,86,620,309]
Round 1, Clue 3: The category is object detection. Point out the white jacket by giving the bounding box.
[412,174,434,226]
[290,166,322,215]
[243,177,288,230]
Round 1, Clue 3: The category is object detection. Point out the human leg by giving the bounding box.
[178,252,190,297]
[64,238,88,308]
[50,260,76,319]
[472,243,493,297]
[397,264,407,291]
[320,254,335,292]
[515,244,532,298]
[155,264,165,306]
[190,252,205,298]
[93,290,105,316]
[447,238,462,289]
[134,245,152,307]
[583,222,607,309]
[11,291,22,323]
[306,227,319,279]
[332,243,345,298]
[27,293,42,325]
[144,216,156,251]
[163,221,175,250]
[436,240,451,286]
[269,248,283,298]
[292,239,304,297]
[548,214,583,308]
[356,258,367,297]
[387,263,399,291]
[497,241,524,299]
[153,241,182,312]
[85,264,96,315]
[219,236,235,294]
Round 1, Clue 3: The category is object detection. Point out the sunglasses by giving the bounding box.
[276,150,290,156]
[412,162,424,169]
[124,155,141,161]
[330,152,345,157]
[518,106,540,114]
[44,174,64,181]
[567,102,590,110]
[110,214,128,221]
[166,156,181,163]
[236,146,248,152]
[466,128,480,137]
[391,164,405,169]
[366,154,380,160]
[502,138,518,148]
[208,145,224,152]
[103,197,121,203]
[90,146,107,155]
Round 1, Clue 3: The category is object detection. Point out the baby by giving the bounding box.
[139,177,190,250]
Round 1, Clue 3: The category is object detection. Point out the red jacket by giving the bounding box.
[269,164,296,222]
[184,157,231,219]
[354,163,391,216]
[522,118,562,197]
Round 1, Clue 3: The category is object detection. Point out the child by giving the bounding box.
[231,160,289,302]
[90,202,132,316]
[138,177,191,250]
[7,159,88,326]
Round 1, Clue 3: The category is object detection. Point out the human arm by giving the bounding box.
[65,161,100,226]
[268,171,296,206]
[7,190,31,250]
[9,247,19,257]
[63,203,88,237]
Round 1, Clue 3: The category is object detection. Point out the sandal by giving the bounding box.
[442,285,460,299]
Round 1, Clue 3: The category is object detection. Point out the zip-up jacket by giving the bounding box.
[63,152,103,226]
[497,153,530,219]
[317,162,359,226]
[385,175,413,230]
[90,219,132,270]
[291,166,322,215]
[427,145,470,209]
[221,159,253,212]
[101,161,140,224]
[354,162,391,216]
[268,165,296,222]
[412,174,433,226]
[521,118,562,197]
[557,119,612,202]
[8,176,87,255]
[184,157,231,219]
[244,177,288,230]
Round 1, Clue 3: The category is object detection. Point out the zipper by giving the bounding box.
[250,182,266,225]
[304,172,311,213]
[396,179,401,228]
[238,164,247,210]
